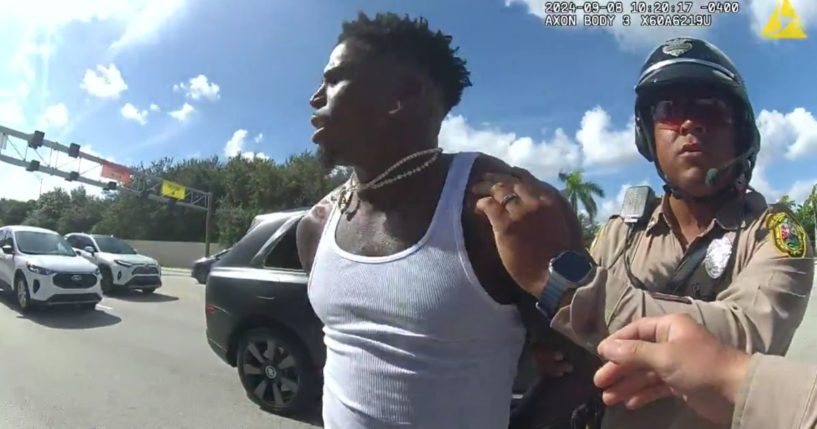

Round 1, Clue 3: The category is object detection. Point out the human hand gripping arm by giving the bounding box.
[592,314,750,425]
[595,314,817,429]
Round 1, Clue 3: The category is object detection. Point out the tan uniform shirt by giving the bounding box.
[733,353,817,429]
[551,190,815,429]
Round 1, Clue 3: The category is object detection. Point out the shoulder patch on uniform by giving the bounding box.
[766,211,807,258]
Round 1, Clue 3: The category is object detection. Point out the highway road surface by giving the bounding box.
[0,272,320,429]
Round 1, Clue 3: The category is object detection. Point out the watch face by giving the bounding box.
[553,251,592,283]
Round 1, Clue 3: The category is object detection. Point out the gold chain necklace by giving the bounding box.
[335,147,443,213]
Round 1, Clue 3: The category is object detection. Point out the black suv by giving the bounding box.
[205,209,538,417]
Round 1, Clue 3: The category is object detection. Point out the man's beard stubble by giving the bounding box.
[316,146,338,171]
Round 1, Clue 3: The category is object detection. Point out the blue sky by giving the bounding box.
[1,0,816,219]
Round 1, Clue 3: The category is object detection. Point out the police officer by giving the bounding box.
[472,37,815,429]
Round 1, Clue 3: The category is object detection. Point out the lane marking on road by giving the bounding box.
[97,304,114,311]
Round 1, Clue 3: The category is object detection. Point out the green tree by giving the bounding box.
[794,188,816,245]
[558,169,605,223]
[23,189,72,231]
[0,199,36,225]
[777,194,797,212]
[578,213,600,248]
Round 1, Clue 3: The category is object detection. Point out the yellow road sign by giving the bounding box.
[161,180,187,200]
[762,0,807,39]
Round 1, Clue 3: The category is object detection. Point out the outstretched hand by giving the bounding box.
[470,167,577,298]
[594,314,751,425]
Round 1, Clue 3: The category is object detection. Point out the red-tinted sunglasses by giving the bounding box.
[650,96,735,129]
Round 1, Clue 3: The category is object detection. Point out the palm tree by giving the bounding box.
[558,169,605,223]
[778,194,797,212]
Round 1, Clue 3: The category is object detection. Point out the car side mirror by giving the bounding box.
[84,246,96,254]
[2,245,13,255]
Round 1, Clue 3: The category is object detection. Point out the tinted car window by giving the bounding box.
[217,218,289,267]
[66,235,80,248]
[263,224,302,271]
[94,236,137,254]
[15,231,76,256]
[81,236,97,250]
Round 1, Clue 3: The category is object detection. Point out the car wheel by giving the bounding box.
[14,275,32,314]
[141,288,156,294]
[237,328,319,416]
[100,268,115,295]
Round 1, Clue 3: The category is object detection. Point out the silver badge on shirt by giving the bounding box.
[705,236,733,279]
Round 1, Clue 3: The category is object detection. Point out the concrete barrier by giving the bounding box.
[125,240,225,269]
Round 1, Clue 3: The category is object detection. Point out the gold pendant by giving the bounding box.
[337,187,353,213]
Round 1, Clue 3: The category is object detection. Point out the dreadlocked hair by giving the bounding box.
[338,12,472,111]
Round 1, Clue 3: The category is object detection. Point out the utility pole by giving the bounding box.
[205,192,213,257]
[812,184,817,244]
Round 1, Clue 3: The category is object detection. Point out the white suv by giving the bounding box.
[65,233,162,295]
[0,226,102,313]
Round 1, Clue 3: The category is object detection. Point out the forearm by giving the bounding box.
[732,354,817,429]
[550,265,809,355]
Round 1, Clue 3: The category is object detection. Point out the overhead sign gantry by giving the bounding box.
[0,124,215,256]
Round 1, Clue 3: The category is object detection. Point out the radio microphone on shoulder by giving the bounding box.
[705,152,749,187]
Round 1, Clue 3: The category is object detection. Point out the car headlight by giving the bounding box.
[27,263,54,275]
[114,260,134,268]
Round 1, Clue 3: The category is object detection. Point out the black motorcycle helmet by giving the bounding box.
[634,37,761,200]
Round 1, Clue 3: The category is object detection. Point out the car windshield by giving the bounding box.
[15,231,77,257]
[93,236,138,255]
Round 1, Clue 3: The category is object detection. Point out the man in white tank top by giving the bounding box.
[296,12,602,429]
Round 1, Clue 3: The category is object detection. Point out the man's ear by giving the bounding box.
[388,75,424,115]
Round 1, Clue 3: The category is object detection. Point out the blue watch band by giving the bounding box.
[536,278,570,322]
[535,251,595,321]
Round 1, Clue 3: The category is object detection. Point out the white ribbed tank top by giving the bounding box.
[307,152,526,429]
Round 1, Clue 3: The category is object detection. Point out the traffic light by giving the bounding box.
[66,171,79,181]
[26,160,40,172]
[68,143,80,158]
[104,181,118,191]
[28,131,44,149]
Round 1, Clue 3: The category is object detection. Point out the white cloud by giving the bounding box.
[41,103,69,129]
[747,0,816,38]
[173,74,221,102]
[755,108,817,160]
[224,129,267,159]
[576,107,639,167]
[120,103,148,125]
[149,103,160,112]
[786,180,817,203]
[0,100,27,129]
[439,107,639,181]
[224,129,247,157]
[109,0,188,53]
[168,103,195,122]
[254,133,264,144]
[505,0,714,51]
[80,64,128,99]
[440,114,582,181]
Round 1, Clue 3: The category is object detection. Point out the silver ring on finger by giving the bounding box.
[500,192,521,208]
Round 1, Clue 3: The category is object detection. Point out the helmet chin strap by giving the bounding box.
[654,162,742,204]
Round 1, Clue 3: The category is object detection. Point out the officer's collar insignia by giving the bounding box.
[767,212,807,258]
[705,236,733,279]
[662,39,693,57]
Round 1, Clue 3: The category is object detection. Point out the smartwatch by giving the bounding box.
[535,250,596,321]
